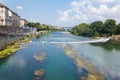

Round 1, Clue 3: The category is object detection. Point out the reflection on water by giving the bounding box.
[0,33,79,80]
[91,40,120,51]
[0,32,120,80]
[72,43,120,80]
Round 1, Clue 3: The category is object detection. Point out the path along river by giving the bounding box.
[0,32,120,80]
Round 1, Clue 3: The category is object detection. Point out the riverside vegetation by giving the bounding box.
[71,19,120,38]
[0,43,20,58]
[0,35,33,58]
[27,22,65,32]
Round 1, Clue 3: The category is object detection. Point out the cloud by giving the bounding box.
[16,6,23,10]
[57,0,120,26]
[58,9,72,21]
[95,0,114,3]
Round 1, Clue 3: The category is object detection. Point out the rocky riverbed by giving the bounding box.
[64,45,105,80]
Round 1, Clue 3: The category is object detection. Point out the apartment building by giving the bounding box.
[20,19,28,27]
[0,3,20,27]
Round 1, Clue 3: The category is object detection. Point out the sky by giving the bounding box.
[0,0,120,27]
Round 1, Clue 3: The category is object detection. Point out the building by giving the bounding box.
[0,3,20,27]
[20,19,28,27]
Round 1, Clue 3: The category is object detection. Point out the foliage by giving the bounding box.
[90,21,104,34]
[27,22,38,28]
[71,23,89,35]
[0,44,20,58]
[27,22,64,32]
[117,23,120,34]
[103,19,117,36]
[71,19,119,37]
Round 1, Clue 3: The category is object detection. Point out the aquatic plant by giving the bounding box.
[33,52,46,62]
[34,69,45,80]
[34,69,45,76]
[64,47,105,80]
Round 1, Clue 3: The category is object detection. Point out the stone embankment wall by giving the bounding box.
[111,35,120,42]
[0,35,24,50]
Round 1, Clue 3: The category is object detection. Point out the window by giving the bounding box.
[1,19,3,22]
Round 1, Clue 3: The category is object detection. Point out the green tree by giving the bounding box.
[71,23,91,36]
[103,19,117,36]
[90,21,104,34]
[74,23,89,35]
[27,22,39,28]
[71,30,78,35]
[117,23,120,34]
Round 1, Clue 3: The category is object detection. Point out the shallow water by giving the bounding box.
[0,32,78,80]
[0,32,120,80]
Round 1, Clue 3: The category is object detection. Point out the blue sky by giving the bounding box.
[0,0,120,27]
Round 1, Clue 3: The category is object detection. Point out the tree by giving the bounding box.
[71,30,78,35]
[27,22,39,28]
[117,23,120,34]
[103,19,117,36]
[90,21,104,34]
[71,23,96,37]
[75,23,89,35]
[71,19,118,37]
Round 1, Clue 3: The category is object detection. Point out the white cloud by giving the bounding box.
[57,0,120,26]
[99,4,108,11]
[16,6,23,10]
[58,9,72,21]
[63,9,72,17]
[111,5,120,13]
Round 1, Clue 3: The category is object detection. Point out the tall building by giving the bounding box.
[20,19,28,27]
[0,3,20,27]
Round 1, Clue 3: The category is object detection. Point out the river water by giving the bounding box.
[0,32,120,80]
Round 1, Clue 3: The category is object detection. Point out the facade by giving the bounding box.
[0,3,36,36]
[20,19,28,27]
[0,3,20,27]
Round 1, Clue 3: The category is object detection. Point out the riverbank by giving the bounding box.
[0,35,32,58]
[111,35,120,42]
[0,31,49,59]
[0,43,20,58]
[64,45,105,80]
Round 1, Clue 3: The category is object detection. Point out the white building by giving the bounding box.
[0,3,20,27]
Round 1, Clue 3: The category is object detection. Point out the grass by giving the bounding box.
[0,43,20,58]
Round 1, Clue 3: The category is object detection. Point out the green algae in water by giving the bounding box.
[34,69,45,76]
[64,46,105,80]
[33,52,46,62]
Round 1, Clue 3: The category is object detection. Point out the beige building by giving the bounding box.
[0,3,20,27]
[20,19,28,27]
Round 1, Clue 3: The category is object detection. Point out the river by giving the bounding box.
[0,32,120,80]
